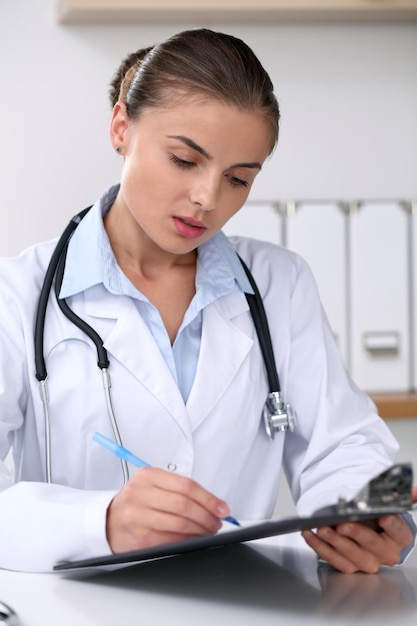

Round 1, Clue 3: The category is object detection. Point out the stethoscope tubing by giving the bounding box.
[54,240,110,370]
[34,208,92,382]
[238,256,281,394]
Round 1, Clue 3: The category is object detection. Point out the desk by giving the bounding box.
[370,393,417,420]
[1,533,416,626]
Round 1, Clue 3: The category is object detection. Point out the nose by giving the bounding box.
[189,173,220,211]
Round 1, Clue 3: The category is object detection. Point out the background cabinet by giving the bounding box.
[224,199,415,394]
[350,202,412,392]
[284,202,348,364]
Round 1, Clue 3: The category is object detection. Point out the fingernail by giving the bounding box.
[379,516,393,529]
[318,527,332,540]
[216,504,229,517]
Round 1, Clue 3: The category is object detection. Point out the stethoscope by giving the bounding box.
[0,601,21,626]
[34,207,295,484]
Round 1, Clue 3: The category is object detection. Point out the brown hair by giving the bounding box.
[109,29,280,153]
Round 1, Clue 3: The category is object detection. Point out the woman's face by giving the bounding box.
[109,97,272,259]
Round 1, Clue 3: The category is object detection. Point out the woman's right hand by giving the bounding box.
[105,467,231,553]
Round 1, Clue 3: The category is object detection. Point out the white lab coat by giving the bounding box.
[0,234,400,572]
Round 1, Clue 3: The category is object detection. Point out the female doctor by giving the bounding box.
[0,28,415,573]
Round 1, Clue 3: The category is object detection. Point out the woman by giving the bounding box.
[0,28,414,573]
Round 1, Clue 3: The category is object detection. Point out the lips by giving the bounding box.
[172,216,207,239]
[177,216,206,228]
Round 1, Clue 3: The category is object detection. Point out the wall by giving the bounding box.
[1,1,416,256]
[1,1,417,513]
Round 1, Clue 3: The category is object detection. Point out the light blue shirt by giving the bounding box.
[60,184,253,402]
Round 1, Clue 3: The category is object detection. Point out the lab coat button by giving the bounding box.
[167,463,177,472]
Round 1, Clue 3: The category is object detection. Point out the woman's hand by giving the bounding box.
[106,467,231,553]
[301,486,417,573]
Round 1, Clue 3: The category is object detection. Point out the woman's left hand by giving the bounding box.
[301,486,417,574]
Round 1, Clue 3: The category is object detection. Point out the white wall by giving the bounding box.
[1,1,416,256]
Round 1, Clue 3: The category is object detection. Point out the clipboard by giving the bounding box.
[54,463,414,572]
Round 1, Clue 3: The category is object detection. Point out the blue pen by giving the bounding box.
[93,432,150,468]
[92,432,240,527]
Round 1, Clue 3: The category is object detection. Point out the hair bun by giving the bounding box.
[109,46,153,108]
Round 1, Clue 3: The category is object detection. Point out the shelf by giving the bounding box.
[56,0,417,25]
[370,393,417,420]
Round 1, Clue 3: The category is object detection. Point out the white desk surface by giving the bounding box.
[1,532,417,626]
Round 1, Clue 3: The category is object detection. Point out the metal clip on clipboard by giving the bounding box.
[314,463,414,518]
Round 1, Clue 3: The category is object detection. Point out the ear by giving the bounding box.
[109,101,129,152]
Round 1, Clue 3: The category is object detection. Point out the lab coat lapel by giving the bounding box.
[85,295,191,436]
[186,291,253,429]
[83,289,253,434]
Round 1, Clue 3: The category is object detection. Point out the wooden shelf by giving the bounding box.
[370,393,417,420]
[56,0,417,25]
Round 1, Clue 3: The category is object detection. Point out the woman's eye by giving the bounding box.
[169,154,195,169]
[228,175,249,189]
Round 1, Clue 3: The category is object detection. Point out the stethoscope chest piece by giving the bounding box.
[263,391,296,439]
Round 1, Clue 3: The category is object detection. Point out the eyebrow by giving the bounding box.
[166,134,262,170]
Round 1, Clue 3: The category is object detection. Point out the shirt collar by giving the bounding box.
[60,184,253,299]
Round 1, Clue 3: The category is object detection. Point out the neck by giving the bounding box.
[104,201,197,280]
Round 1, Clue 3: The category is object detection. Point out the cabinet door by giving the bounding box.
[285,202,348,364]
[222,202,282,245]
[411,205,417,391]
[350,202,410,392]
